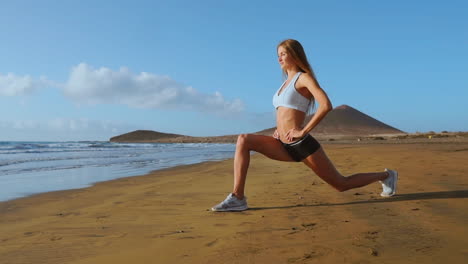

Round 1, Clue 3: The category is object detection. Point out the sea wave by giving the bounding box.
[0,141,235,201]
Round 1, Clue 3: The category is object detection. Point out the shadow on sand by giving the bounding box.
[249,190,468,211]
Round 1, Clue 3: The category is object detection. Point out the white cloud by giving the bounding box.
[0,73,50,96]
[1,64,246,119]
[63,63,245,115]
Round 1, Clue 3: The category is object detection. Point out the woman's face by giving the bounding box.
[277,46,294,70]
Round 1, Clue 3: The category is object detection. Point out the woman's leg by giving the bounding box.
[302,147,389,192]
[232,134,295,199]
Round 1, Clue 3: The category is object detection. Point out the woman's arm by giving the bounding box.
[284,73,333,142]
[299,73,333,135]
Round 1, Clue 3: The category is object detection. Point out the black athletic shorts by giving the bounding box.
[281,134,321,162]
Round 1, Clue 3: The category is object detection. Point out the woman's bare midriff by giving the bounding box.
[276,107,306,143]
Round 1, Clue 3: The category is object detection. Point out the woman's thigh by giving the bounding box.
[241,134,295,162]
[301,147,344,186]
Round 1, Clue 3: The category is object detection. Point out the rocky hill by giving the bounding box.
[110,130,187,142]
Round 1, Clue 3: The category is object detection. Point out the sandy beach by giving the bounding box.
[1,142,468,264]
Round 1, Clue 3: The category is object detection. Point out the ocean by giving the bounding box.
[0,141,236,202]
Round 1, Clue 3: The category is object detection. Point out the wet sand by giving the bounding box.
[1,142,468,263]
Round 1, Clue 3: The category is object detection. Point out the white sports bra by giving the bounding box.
[272,72,311,113]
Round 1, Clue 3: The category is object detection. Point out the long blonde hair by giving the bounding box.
[277,39,317,113]
[277,39,316,79]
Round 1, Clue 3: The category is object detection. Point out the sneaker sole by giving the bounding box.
[211,206,248,212]
[381,170,398,197]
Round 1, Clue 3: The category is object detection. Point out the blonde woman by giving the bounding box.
[212,39,398,212]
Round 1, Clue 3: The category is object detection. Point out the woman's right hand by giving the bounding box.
[272,129,280,139]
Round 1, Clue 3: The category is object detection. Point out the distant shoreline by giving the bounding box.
[109,132,468,144]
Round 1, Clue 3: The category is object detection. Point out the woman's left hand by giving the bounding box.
[285,128,305,142]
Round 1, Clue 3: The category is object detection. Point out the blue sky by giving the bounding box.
[1,0,467,141]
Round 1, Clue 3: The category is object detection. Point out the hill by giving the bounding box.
[109,130,187,142]
[309,105,403,135]
[109,130,239,143]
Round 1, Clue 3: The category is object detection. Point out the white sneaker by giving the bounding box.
[380,169,398,197]
[211,193,248,212]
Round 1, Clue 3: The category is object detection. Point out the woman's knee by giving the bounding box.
[236,134,250,149]
[333,184,348,192]
[315,173,348,192]
[236,134,268,153]
[331,177,349,192]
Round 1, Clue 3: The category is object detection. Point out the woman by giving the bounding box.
[212,39,398,212]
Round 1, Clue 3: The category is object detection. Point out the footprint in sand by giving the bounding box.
[369,248,379,256]
[50,236,63,241]
[55,211,80,217]
[178,235,203,240]
[288,247,330,262]
[364,231,379,241]
[151,229,191,238]
[301,223,317,230]
[205,239,218,247]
